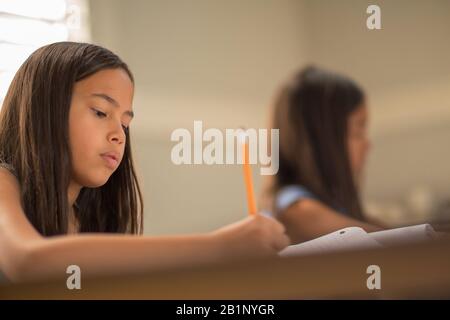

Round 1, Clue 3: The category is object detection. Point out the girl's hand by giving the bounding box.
[210,214,291,260]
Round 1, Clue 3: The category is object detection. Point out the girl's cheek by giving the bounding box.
[347,138,362,174]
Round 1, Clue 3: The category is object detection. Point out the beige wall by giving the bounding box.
[89,0,450,234]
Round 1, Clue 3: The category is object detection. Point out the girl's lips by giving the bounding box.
[101,155,119,169]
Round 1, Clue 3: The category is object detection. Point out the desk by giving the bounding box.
[1,239,450,299]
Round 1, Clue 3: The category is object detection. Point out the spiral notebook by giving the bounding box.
[279,223,439,257]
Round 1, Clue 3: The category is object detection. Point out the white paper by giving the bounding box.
[368,223,437,246]
[279,224,440,258]
[279,227,382,257]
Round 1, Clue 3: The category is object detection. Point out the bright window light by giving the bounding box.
[0,0,66,20]
[0,0,90,107]
[0,17,69,46]
[0,43,36,72]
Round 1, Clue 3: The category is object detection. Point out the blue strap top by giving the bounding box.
[275,184,347,215]
[275,185,316,212]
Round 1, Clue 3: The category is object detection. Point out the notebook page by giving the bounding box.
[368,223,437,246]
[279,227,382,257]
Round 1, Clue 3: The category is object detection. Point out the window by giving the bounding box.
[0,0,91,106]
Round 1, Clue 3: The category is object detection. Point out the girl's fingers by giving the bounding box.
[273,233,291,252]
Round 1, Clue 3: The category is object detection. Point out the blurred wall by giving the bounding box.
[89,0,450,234]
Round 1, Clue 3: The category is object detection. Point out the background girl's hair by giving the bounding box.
[0,42,143,236]
[266,65,366,220]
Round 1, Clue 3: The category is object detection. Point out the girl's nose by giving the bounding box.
[109,124,126,145]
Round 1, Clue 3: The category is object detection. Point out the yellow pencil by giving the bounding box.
[240,130,257,216]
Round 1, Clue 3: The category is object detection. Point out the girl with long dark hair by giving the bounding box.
[263,66,384,244]
[0,42,289,282]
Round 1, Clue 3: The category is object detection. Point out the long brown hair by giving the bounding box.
[266,66,366,220]
[0,42,143,236]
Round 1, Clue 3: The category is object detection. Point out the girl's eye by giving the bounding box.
[92,108,107,118]
[91,108,129,133]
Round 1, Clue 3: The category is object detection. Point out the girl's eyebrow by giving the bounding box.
[91,93,134,119]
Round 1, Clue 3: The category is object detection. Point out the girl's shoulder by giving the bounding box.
[0,164,20,196]
[275,184,348,217]
[275,185,317,212]
[0,162,17,176]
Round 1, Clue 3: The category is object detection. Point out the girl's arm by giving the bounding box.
[0,169,290,283]
[278,198,384,244]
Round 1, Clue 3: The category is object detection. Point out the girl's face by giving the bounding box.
[347,104,371,183]
[69,68,134,188]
